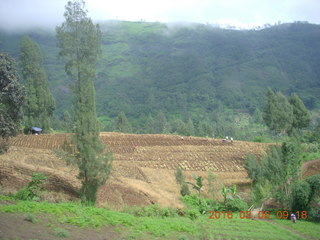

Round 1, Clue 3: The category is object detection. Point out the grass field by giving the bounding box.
[0,195,319,240]
[1,133,320,239]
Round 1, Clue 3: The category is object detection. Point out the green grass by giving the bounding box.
[1,197,319,239]
[273,218,320,239]
[54,227,69,238]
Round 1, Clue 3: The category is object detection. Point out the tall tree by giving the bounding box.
[0,53,25,153]
[186,117,195,136]
[145,113,155,134]
[289,93,311,131]
[56,0,112,205]
[155,111,168,133]
[20,35,55,131]
[263,88,293,134]
[115,111,132,133]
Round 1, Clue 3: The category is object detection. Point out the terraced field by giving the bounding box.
[1,133,269,208]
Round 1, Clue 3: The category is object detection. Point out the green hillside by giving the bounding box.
[1,21,320,135]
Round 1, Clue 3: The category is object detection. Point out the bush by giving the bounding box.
[184,209,199,220]
[15,173,47,201]
[181,195,222,213]
[125,204,178,218]
[0,142,9,154]
[225,199,248,212]
[307,207,320,222]
[24,213,37,223]
[290,180,311,212]
[180,184,190,196]
[55,228,69,238]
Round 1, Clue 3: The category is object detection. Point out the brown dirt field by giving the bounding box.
[0,133,269,208]
[301,159,320,178]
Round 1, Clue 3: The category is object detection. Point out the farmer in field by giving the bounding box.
[291,213,297,223]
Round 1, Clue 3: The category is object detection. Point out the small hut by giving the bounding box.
[31,127,42,135]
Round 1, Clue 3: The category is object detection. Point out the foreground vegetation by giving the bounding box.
[1,195,319,240]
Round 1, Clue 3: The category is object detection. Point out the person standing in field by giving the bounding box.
[291,213,297,223]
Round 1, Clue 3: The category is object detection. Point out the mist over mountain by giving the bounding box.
[1,21,319,132]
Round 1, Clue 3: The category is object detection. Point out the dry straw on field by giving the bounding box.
[1,133,269,207]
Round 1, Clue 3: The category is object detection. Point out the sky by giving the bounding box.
[0,0,319,31]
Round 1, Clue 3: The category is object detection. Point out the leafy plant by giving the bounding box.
[15,173,47,201]
[55,228,69,238]
[185,173,203,200]
[24,213,37,223]
[180,183,190,196]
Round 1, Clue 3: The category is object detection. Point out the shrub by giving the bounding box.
[305,174,320,201]
[225,199,248,212]
[180,184,190,196]
[0,142,9,154]
[290,180,311,212]
[179,235,189,240]
[15,173,47,201]
[126,204,177,218]
[184,209,199,220]
[55,228,69,238]
[24,213,37,223]
[307,207,320,222]
[181,194,221,214]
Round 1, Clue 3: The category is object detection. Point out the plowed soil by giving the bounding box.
[0,133,269,208]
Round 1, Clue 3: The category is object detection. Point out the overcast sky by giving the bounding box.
[0,0,319,31]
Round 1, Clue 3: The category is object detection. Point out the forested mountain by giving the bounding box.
[1,21,320,136]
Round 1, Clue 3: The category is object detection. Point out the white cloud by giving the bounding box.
[0,0,319,31]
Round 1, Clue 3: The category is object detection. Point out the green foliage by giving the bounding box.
[115,111,132,133]
[2,23,320,138]
[289,93,311,131]
[263,89,311,137]
[245,154,261,184]
[207,170,216,198]
[304,174,320,203]
[24,213,37,223]
[15,173,47,201]
[1,199,319,239]
[54,228,69,238]
[224,198,248,211]
[175,167,185,185]
[124,204,178,218]
[263,88,293,134]
[175,168,190,196]
[181,195,222,215]
[180,184,190,196]
[56,0,112,205]
[290,181,311,212]
[0,53,25,153]
[63,111,73,131]
[20,35,55,131]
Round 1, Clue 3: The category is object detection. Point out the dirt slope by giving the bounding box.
[0,133,269,208]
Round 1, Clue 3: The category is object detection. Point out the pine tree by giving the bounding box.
[263,88,293,134]
[63,110,73,131]
[156,111,167,133]
[0,53,25,153]
[289,93,311,131]
[186,117,195,136]
[145,114,155,134]
[56,0,112,205]
[115,111,132,133]
[20,35,55,131]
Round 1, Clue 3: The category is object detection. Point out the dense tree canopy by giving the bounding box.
[0,53,25,153]
[20,35,55,131]
[263,89,312,135]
